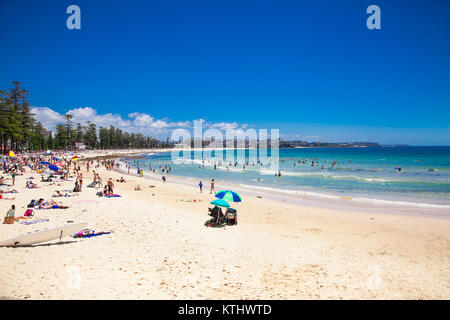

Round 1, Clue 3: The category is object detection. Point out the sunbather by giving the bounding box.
[0,190,15,200]
[52,190,68,197]
[37,198,70,209]
[71,228,113,238]
[3,189,18,193]
[14,215,32,221]
[26,180,39,189]
[5,205,15,218]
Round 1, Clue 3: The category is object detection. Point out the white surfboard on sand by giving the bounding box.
[0,222,88,247]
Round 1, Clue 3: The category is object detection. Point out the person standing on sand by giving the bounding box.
[210,179,215,194]
[79,173,83,191]
[11,170,16,185]
[107,178,114,195]
[199,181,203,193]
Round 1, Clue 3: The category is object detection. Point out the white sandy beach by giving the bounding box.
[0,150,449,299]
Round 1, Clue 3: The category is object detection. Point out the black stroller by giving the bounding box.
[206,206,238,227]
[224,208,238,225]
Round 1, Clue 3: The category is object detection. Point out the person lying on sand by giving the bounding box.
[117,177,126,183]
[0,190,16,200]
[52,190,71,197]
[14,215,32,221]
[134,185,141,191]
[71,228,113,238]
[37,199,70,209]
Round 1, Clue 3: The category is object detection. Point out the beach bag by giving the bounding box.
[3,217,14,224]
[24,209,33,217]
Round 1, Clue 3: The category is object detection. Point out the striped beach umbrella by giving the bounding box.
[6,151,16,157]
[214,190,242,202]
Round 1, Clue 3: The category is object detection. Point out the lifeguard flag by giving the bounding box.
[6,151,16,157]
[72,156,78,161]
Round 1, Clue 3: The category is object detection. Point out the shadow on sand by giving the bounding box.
[4,240,78,248]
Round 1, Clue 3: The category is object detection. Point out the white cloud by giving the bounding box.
[31,106,251,139]
[31,107,65,129]
[209,122,240,131]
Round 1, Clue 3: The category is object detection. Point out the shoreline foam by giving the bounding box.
[117,153,450,217]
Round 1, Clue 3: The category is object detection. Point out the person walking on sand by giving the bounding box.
[199,181,203,193]
[210,179,215,194]
[107,178,114,195]
[78,173,83,191]
[97,174,103,188]
[11,169,16,185]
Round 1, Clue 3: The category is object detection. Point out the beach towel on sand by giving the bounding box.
[20,219,49,225]
[105,194,121,198]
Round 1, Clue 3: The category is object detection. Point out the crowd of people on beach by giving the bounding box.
[0,151,127,223]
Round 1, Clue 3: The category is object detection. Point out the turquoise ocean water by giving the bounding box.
[121,147,450,211]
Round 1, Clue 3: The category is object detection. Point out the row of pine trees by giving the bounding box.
[0,81,171,152]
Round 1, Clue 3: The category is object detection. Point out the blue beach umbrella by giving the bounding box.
[215,190,242,202]
[210,199,230,208]
[48,164,59,171]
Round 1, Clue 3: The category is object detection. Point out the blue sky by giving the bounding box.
[1,0,449,145]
